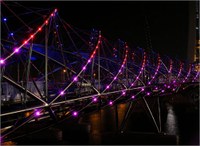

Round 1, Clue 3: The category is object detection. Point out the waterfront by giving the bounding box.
[4,96,199,145]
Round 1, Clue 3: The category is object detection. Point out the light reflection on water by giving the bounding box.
[165,104,179,135]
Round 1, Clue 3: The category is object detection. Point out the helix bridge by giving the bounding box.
[0,2,199,143]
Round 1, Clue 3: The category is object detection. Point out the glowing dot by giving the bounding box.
[122,91,126,95]
[131,95,135,99]
[73,111,78,116]
[147,92,150,96]
[148,82,151,85]
[88,59,91,63]
[73,77,78,82]
[35,111,40,117]
[54,8,58,12]
[119,70,121,73]
[0,59,5,64]
[155,87,158,90]
[167,85,170,89]
[60,91,64,95]
[93,97,97,102]
[141,88,144,91]
[161,90,165,93]
[30,35,34,38]
[109,101,113,105]
[114,77,117,80]
[14,48,19,53]
[45,20,48,24]
[23,40,27,44]
[10,33,14,36]
[38,27,42,31]
[63,69,66,73]
[82,66,86,70]
[106,85,110,89]
[131,83,134,86]
[136,77,139,80]
[3,18,7,22]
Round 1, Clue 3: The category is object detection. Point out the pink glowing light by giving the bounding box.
[147,92,150,96]
[88,59,91,63]
[114,77,117,80]
[93,97,97,102]
[141,88,144,91]
[109,101,113,105]
[35,111,41,117]
[161,90,165,93]
[82,66,86,71]
[73,77,78,82]
[106,85,110,89]
[60,91,64,95]
[14,48,19,53]
[73,111,78,116]
[0,59,5,64]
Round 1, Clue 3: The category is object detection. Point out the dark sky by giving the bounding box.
[3,1,191,61]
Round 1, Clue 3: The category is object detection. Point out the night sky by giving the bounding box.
[3,1,190,61]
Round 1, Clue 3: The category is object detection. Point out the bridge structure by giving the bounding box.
[0,3,199,143]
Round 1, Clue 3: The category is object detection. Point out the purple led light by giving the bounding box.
[14,48,19,53]
[93,97,97,102]
[3,18,7,22]
[73,111,78,116]
[155,87,158,90]
[119,69,121,73]
[161,90,165,93]
[106,85,110,89]
[73,77,78,82]
[167,85,170,89]
[131,95,135,99]
[88,59,91,63]
[148,82,151,85]
[122,91,126,95]
[136,77,139,80]
[141,88,144,91]
[35,111,40,117]
[114,77,117,80]
[109,101,113,105]
[147,92,150,96]
[131,83,134,86]
[10,33,14,36]
[60,91,64,95]
[82,66,86,70]
[0,59,5,64]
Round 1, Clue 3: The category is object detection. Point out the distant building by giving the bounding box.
[188,1,199,71]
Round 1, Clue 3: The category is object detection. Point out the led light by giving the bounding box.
[73,77,78,82]
[161,90,165,93]
[82,66,86,70]
[131,95,135,99]
[122,91,126,95]
[60,91,64,95]
[88,59,91,63]
[93,97,97,102]
[14,48,19,53]
[114,77,117,80]
[10,33,14,36]
[141,88,144,91]
[73,111,78,116]
[106,85,110,89]
[109,101,113,105]
[34,111,41,117]
[0,59,5,64]
[147,92,150,96]
[3,18,7,22]
[23,40,27,44]
[38,27,42,31]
